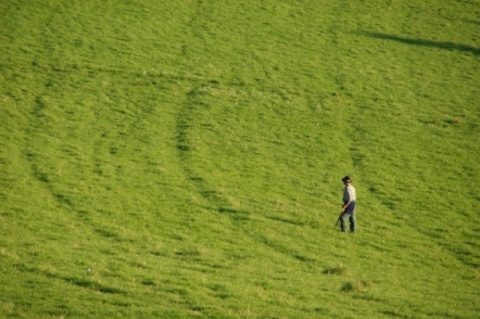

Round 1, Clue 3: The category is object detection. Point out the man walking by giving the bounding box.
[340,176,356,232]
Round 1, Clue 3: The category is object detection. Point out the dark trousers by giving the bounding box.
[340,212,356,232]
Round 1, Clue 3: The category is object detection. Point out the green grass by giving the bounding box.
[1,0,479,318]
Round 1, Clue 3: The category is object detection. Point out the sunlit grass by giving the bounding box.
[1,0,479,318]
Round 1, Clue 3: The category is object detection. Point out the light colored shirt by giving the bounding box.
[343,184,356,202]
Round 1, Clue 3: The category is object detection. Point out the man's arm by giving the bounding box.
[342,199,351,211]
[342,186,353,211]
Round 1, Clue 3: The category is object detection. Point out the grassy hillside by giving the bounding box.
[1,1,479,318]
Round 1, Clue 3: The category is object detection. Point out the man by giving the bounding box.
[340,176,356,232]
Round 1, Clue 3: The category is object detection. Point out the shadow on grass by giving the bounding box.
[201,205,251,221]
[361,31,480,56]
[218,207,245,214]
[266,215,304,226]
[15,263,126,295]
[463,19,480,26]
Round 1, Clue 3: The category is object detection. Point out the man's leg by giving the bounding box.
[349,213,356,232]
[340,213,349,232]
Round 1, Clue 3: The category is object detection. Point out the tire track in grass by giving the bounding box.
[175,0,242,213]
[25,94,75,209]
[176,80,232,210]
[175,79,267,216]
[23,64,177,240]
[175,81,326,264]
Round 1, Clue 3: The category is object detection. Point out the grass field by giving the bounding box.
[1,1,479,318]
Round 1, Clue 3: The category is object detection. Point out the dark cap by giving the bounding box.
[342,176,351,182]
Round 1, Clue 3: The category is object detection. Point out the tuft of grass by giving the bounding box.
[341,280,372,293]
[323,265,348,276]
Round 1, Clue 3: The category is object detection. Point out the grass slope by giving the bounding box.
[1,1,479,318]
